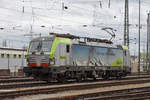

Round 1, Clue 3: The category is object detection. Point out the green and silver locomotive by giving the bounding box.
[23,33,131,82]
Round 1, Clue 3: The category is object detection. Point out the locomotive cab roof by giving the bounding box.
[30,36,54,42]
[30,33,128,50]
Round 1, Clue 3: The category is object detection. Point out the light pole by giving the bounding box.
[7,54,10,70]
[124,0,129,48]
[138,0,141,74]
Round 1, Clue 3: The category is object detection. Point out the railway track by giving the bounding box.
[78,87,150,100]
[84,90,150,100]
[0,77,34,83]
[0,76,25,79]
[0,75,150,90]
[0,73,148,83]
[1,77,150,100]
[43,86,150,100]
[0,81,48,89]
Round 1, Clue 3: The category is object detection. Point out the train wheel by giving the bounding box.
[102,74,109,80]
[76,76,82,82]
[57,74,67,83]
[76,72,85,82]
[116,73,122,80]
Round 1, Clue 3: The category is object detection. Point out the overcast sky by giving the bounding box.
[0,0,150,55]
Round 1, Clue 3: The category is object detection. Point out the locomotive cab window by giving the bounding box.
[29,40,52,52]
[66,45,70,53]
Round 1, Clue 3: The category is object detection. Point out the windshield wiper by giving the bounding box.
[36,42,42,51]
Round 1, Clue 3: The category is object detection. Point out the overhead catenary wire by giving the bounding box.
[0,0,126,30]
[0,0,115,25]
[0,0,149,36]
[0,4,88,25]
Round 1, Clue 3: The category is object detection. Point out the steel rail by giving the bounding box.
[42,87,150,100]
[0,75,149,90]
[1,78,150,99]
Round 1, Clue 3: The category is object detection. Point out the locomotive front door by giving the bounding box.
[54,43,71,66]
[59,43,66,66]
[66,44,71,66]
[59,44,71,66]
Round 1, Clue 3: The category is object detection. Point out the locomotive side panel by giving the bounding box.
[72,44,123,67]
[54,43,65,66]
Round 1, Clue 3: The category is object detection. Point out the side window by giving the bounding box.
[1,54,4,58]
[7,54,9,58]
[14,54,16,58]
[124,51,126,56]
[19,55,21,58]
[66,45,70,53]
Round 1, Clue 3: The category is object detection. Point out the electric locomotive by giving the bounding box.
[23,33,131,82]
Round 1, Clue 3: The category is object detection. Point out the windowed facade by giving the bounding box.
[0,48,27,71]
[0,54,26,59]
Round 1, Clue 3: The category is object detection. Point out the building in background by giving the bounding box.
[0,47,26,76]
